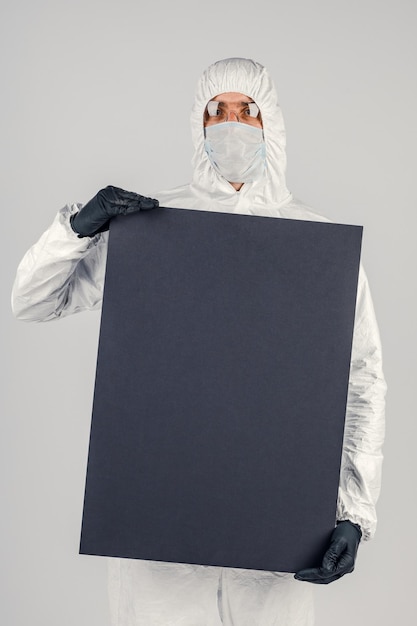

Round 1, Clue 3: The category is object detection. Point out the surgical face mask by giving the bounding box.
[204,122,266,183]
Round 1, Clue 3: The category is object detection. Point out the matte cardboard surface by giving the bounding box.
[80,207,362,572]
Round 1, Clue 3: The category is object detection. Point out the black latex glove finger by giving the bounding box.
[100,186,158,213]
[118,195,159,213]
[321,537,349,570]
[294,545,354,584]
[294,568,344,585]
[322,539,355,574]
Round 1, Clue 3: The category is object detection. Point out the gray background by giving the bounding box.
[2,0,415,624]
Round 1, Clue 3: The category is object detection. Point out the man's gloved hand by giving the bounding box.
[70,185,159,237]
[294,520,362,585]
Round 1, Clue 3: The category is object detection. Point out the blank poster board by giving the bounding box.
[79,207,362,573]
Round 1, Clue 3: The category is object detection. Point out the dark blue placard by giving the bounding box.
[79,207,362,572]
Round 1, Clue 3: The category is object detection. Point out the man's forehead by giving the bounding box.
[210,92,254,103]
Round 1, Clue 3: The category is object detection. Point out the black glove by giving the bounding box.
[294,520,362,584]
[70,185,159,237]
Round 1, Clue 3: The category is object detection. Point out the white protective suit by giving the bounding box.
[12,58,386,626]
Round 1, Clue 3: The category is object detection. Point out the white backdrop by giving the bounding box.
[2,1,416,624]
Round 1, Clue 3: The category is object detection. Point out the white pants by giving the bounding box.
[108,559,314,626]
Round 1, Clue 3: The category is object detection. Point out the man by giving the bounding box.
[12,57,386,626]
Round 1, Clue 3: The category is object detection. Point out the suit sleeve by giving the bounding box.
[11,203,108,322]
[336,265,387,540]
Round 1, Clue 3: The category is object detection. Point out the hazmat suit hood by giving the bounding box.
[155,58,293,216]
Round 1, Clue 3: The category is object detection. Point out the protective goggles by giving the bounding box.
[206,100,260,123]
